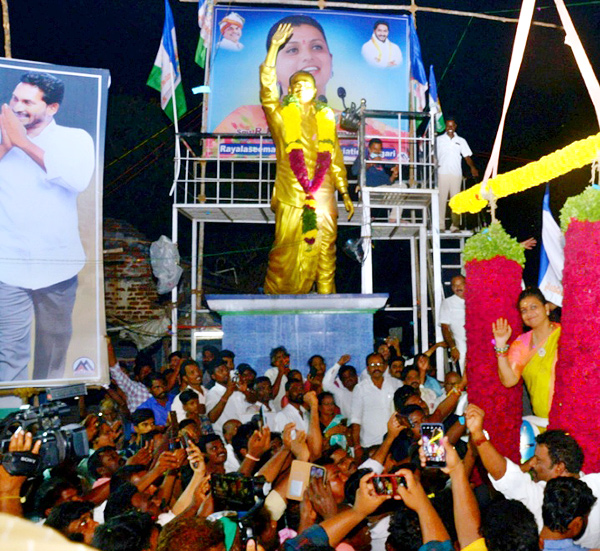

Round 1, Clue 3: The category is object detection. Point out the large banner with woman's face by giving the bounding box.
[205,8,410,159]
[0,58,109,388]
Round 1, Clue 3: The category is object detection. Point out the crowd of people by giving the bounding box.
[1,288,595,551]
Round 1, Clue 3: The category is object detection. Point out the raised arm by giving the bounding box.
[264,23,293,67]
[319,473,390,547]
[305,391,323,460]
[443,438,481,548]
[465,404,507,480]
[492,318,520,387]
[370,412,407,466]
[207,380,236,423]
[397,469,450,544]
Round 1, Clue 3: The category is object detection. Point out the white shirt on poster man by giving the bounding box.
[361,22,402,69]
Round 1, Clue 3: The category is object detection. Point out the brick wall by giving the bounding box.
[104,218,166,324]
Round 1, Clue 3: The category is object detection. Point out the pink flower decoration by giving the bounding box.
[465,257,523,464]
[549,220,600,472]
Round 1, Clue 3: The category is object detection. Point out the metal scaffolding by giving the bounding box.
[171,110,452,377]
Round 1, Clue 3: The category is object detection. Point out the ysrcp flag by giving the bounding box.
[409,17,427,112]
[195,0,214,68]
[428,65,445,134]
[147,0,188,121]
[538,184,564,306]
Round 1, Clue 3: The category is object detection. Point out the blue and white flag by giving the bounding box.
[195,0,213,68]
[538,184,565,306]
[428,65,445,134]
[409,18,427,112]
[147,0,187,122]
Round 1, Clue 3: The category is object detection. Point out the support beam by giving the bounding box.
[179,0,562,30]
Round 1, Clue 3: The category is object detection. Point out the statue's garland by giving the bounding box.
[281,95,336,245]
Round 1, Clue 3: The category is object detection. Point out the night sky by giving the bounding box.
[5,0,600,290]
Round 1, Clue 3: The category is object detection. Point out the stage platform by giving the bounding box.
[205,293,388,376]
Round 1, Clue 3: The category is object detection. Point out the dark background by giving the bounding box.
[5,0,600,336]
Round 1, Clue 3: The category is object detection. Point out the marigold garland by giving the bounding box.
[450,132,600,214]
[281,95,337,245]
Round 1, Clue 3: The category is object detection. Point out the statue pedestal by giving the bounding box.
[205,294,388,376]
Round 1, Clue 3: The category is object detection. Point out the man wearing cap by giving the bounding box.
[218,13,245,51]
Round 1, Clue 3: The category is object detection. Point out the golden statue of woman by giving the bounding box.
[261,23,354,295]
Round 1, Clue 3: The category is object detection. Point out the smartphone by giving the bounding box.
[257,406,265,431]
[420,423,446,468]
[309,465,326,482]
[372,474,407,495]
[167,411,181,451]
[181,432,199,469]
[286,460,326,501]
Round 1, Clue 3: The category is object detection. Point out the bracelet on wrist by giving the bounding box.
[472,434,488,447]
[494,344,510,354]
[245,453,260,462]
[495,351,508,358]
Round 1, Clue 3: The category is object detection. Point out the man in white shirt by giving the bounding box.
[250,376,278,429]
[223,419,242,473]
[361,20,403,69]
[436,118,478,231]
[465,404,600,548]
[264,346,290,411]
[321,354,357,419]
[0,72,95,381]
[170,360,207,422]
[400,364,438,413]
[275,380,309,433]
[350,353,396,453]
[439,275,467,372]
[205,359,251,437]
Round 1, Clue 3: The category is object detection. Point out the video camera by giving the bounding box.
[209,473,271,547]
[210,472,269,512]
[0,401,88,476]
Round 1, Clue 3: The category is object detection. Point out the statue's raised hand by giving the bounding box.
[271,23,294,47]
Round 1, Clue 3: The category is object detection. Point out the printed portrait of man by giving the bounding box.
[0,71,95,382]
[361,20,403,68]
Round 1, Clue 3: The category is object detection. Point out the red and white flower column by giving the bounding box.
[463,224,525,464]
[550,188,600,471]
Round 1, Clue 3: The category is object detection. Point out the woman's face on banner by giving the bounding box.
[276,24,332,98]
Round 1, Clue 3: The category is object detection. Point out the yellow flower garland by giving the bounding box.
[281,100,336,155]
[450,132,600,214]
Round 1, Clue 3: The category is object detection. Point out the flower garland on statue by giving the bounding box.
[281,94,336,246]
[449,131,600,215]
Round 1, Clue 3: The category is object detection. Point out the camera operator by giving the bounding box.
[0,428,40,517]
